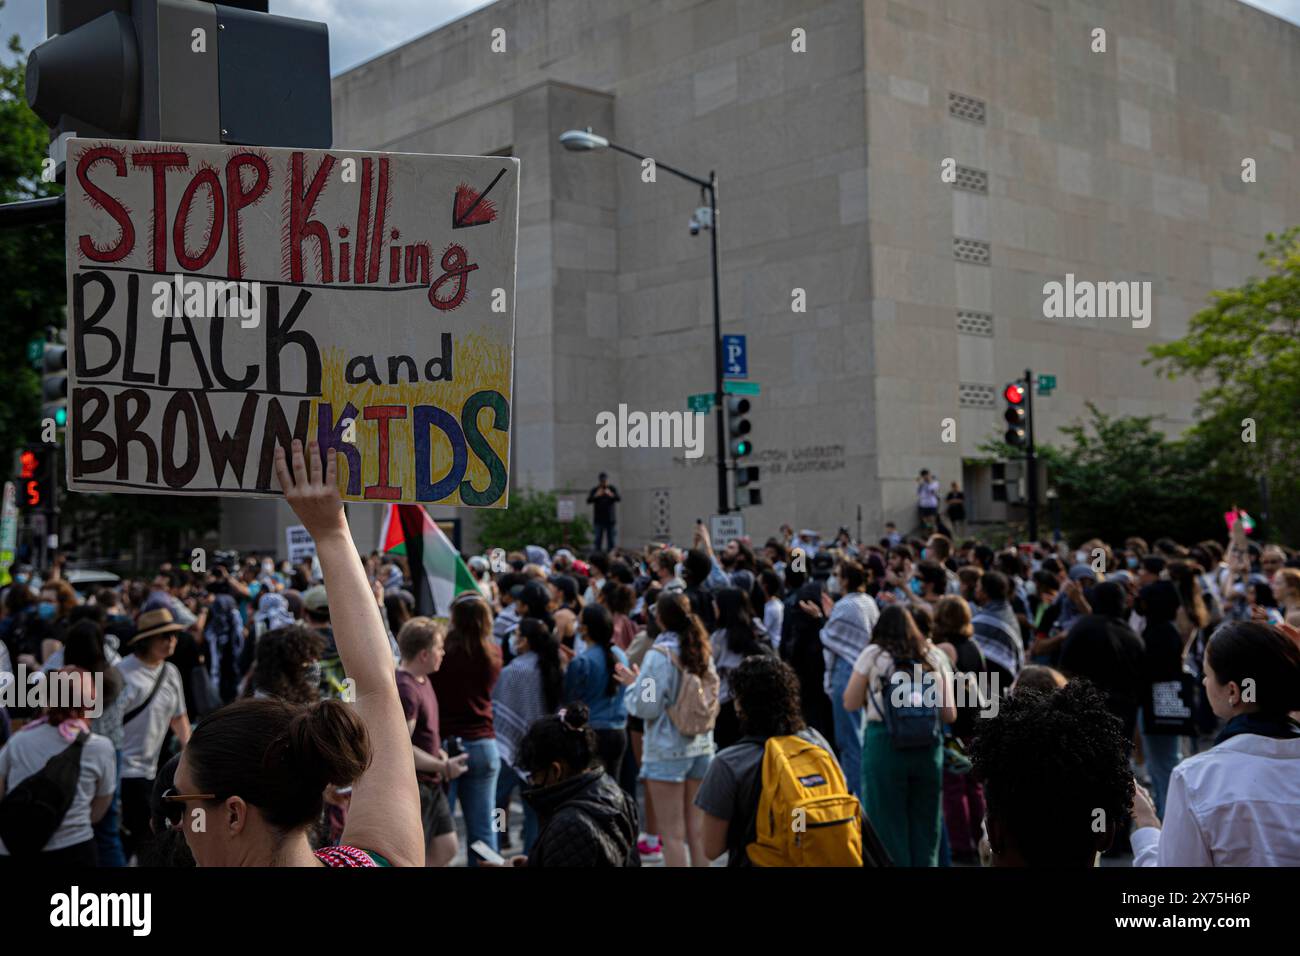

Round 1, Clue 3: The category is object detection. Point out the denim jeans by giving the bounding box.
[447,737,501,866]
[829,656,863,798]
[495,764,539,853]
[92,749,127,867]
[1139,721,1182,819]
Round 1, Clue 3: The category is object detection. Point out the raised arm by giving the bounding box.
[275,439,424,867]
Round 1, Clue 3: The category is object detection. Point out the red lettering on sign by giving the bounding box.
[287,151,335,284]
[75,146,135,263]
[132,150,190,271]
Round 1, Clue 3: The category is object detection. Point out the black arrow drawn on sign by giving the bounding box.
[452,167,508,229]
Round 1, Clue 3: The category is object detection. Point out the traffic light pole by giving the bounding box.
[0,196,65,230]
[1025,367,1039,542]
[712,174,733,515]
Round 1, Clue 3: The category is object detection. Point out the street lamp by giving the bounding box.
[559,127,729,515]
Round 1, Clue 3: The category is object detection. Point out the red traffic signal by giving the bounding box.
[19,450,38,479]
[1004,382,1025,404]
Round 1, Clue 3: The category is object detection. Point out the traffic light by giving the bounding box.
[727,396,752,458]
[18,448,45,509]
[735,465,762,508]
[41,343,68,431]
[1003,381,1026,447]
[26,0,331,176]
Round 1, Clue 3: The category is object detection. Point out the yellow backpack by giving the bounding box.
[746,735,863,867]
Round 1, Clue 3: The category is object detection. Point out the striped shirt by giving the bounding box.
[971,600,1023,677]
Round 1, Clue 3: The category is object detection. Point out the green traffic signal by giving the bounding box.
[55,407,67,427]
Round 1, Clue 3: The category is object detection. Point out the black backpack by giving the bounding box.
[0,731,89,856]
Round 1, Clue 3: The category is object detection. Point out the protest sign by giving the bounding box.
[64,138,518,507]
[285,525,316,563]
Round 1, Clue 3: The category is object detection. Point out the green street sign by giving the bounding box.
[722,380,760,396]
[1036,374,1056,395]
[688,393,714,412]
[26,339,44,368]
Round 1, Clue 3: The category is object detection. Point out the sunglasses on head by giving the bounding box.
[160,787,217,828]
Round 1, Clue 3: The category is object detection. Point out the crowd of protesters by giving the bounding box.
[1,447,1297,867]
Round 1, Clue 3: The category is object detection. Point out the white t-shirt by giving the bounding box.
[851,643,952,722]
[0,725,116,853]
[918,481,941,509]
[117,656,187,780]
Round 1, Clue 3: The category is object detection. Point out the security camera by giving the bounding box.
[689,217,701,236]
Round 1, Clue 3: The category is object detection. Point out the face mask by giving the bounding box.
[827,576,842,597]
[37,601,57,621]
[1075,551,1087,565]
[13,574,27,585]
[920,548,928,561]
[909,578,923,596]
[1126,556,1139,570]
[574,633,588,655]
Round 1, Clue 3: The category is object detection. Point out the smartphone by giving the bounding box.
[444,736,465,757]
[471,840,506,866]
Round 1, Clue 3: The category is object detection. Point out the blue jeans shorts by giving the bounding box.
[641,753,711,783]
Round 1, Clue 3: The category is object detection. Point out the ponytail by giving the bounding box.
[519,618,564,713]
[580,604,619,696]
[655,591,711,676]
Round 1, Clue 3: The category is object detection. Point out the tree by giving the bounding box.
[475,489,591,553]
[0,9,64,466]
[1147,228,1300,541]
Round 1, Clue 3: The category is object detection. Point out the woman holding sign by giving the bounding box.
[168,440,424,867]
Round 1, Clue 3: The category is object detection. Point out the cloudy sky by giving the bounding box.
[3,0,1298,72]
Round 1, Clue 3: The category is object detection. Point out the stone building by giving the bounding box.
[221,0,1300,555]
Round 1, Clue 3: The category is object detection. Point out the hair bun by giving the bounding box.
[284,699,372,788]
[560,702,590,731]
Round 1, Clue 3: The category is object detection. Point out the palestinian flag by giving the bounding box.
[379,504,477,616]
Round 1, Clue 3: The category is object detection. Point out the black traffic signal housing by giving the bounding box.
[727,396,752,459]
[41,343,68,431]
[735,465,761,508]
[1003,381,1026,447]
[27,0,331,177]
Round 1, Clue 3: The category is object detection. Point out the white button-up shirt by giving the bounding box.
[1132,732,1300,866]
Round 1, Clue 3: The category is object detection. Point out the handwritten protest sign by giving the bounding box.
[65,139,518,507]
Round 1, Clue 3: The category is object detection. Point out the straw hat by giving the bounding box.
[126,608,185,646]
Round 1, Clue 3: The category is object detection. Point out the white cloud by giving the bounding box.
[274,0,493,73]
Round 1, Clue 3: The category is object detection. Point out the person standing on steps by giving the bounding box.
[588,473,621,551]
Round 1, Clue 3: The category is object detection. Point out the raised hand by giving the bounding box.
[274,439,345,541]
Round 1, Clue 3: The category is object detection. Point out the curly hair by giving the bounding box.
[249,625,326,705]
[731,655,805,738]
[970,679,1133,866]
